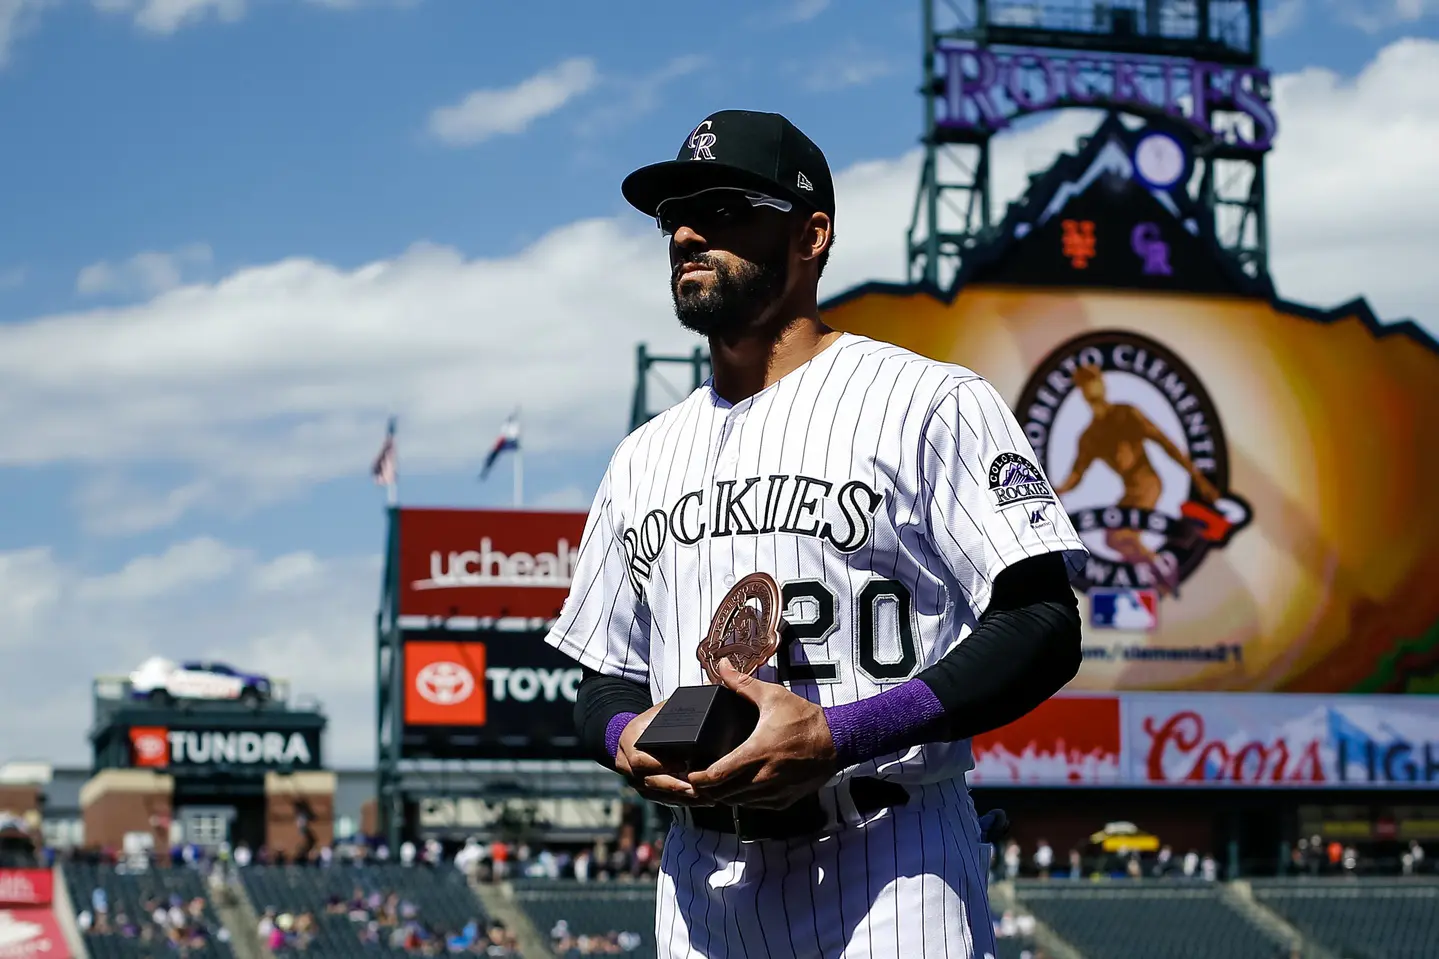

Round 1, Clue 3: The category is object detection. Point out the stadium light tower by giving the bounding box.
[629,344,710,433]
[908,0,1269,290]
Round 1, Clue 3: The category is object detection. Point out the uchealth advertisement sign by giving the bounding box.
[400,630,587,760]
[0,908,69,959]
[397,508,586,620]
[1128,693,1439,788]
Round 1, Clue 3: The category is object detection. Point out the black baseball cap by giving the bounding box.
[621,110,835,221]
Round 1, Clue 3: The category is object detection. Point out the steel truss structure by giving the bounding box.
[907,0,1269,290]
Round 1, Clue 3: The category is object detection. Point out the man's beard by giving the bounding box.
[670,250,788,338]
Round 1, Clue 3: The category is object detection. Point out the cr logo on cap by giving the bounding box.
[688,120,716,161]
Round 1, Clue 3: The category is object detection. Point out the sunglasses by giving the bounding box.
[654,188,794,237]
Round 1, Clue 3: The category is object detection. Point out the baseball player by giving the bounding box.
[545,110,1089,959]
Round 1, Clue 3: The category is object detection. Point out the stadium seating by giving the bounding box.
[239,862,492,956]
[1252,878,1439,959]
[511,879,1042,959]
[62,860,237,959]
[1013,881,1289,959]
[511,879,657,958]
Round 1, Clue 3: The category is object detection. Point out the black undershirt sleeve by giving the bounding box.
[571,553,1081,766]
[916,551,1083,742]
[574,668,653,768]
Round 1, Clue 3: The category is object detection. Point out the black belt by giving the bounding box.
[682,777,910,842]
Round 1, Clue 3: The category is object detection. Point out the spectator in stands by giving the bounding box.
[1153,844,1173,878]
[574,847,592,882]
[455,836,485,882]
[1201,854,1218,881]
[1067,848,1081,881]
[1004,840,1021,880]
[1409,839,1425,874]
[1033,839,1053,880]
[490,840,509,880]
[1182,849,1199,878]
[401,840,418,866]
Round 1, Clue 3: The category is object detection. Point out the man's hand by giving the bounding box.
[686,660,839,810]
[615,702,712,807]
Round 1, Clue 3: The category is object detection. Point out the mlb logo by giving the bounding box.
[1090,589,1159,631]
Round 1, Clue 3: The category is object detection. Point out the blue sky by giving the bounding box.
[2,0,1437,766]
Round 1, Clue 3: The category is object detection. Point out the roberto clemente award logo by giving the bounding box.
[1016,330,1252,609]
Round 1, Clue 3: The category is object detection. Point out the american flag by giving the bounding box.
[372,416,397,490]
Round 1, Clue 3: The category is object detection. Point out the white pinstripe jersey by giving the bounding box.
[546,332,1087,787]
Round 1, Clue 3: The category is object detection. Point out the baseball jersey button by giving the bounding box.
[723,575,735,587]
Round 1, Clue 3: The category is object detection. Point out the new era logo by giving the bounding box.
[797,171,813,191]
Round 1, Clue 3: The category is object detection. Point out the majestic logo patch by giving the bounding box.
[1015,330,1251,598]
[987,451,1054,510]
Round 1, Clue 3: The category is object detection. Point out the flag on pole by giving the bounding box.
[480,412,521,480]
[372,416,397,498]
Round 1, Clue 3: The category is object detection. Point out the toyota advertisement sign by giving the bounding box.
[401,630,588,760]
[396,508,586,622]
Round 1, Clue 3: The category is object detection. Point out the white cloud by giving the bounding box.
[0,548,64,640]
[0,539,381,765]
[429,57,599,147]
[76,536,247,602]
[1265,0,1306,35]
[250,551,325,592]
[0,0,49,67]
[0,41,1435,540]
[76,243,213,298]
[1332,0,1439,32]
[764,0,830,24]
[74,476,216,536]
[92,0,244,34]
[576,55,707,137]
[800,44,896,92]
[91,0,409,35]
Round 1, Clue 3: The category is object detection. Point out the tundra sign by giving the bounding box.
[128,725,322,771]
[400,629,589,761]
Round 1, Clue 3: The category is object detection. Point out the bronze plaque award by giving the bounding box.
[634,573,781,770]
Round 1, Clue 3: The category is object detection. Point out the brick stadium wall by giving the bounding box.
[265,771,336,860]
[79,769,175,856]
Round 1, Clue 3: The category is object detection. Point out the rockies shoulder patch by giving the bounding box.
[987,451,1054,510]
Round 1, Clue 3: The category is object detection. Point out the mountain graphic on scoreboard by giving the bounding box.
[966,114,1268,297]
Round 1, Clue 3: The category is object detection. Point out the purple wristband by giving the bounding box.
[822,680,946,768]
[605,711,639,760]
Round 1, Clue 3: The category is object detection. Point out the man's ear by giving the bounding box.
[797,211,832,263]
